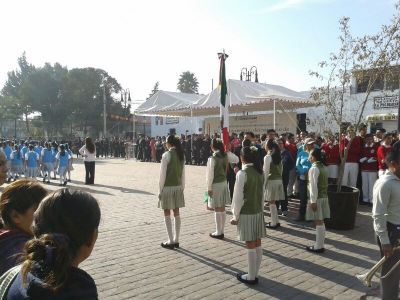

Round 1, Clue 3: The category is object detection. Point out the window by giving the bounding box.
[356,76,370,93]
[386,73,400,91]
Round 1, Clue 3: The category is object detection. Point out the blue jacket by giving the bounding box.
[296,150,311,180]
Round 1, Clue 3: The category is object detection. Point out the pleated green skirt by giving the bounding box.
[208,181,231,209]
[306,197,330,221]
[158,185,185,209]
[237,212,266,241]
[265,179,285,202]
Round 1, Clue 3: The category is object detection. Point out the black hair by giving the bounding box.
[242,139,252,148]
[21,189,101,291]
[310,148,327,166]
[240,146,263,174]
[245,132,255,139]
[59,144,66,157]
[267,129,276,134]
[211,138,225,156]
[28,144,34,151]
[0,179,47,229]
[266,139,281,165]
[166,135,184,162]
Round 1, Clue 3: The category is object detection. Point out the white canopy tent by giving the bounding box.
[136,79,315,130]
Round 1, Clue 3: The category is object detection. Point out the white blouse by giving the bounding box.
[159,149,186,194]
[206,151,239,190]
[231,163,254,221]
[308,163,320,203]
[79,145,96,162]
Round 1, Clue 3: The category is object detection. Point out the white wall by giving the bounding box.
[150,116,205,137]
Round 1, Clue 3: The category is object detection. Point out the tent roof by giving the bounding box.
[135,91,204,114]
[136,79,314,116]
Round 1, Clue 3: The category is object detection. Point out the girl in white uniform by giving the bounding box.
[158,135,185,249]
[206,138,239,239]
[306,148,330,253]
[264,140,284,229]
[231,146,266,285]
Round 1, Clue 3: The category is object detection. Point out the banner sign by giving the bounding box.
[166,117,179,124]
[373,96,399,109]
[204,113,297,135]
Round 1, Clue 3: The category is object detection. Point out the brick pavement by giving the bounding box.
[10,158,386,299]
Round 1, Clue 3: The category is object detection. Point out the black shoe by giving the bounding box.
[236,273,258,285]
[305,246,325,253]
[174,243,180,248]
[209,233,224,240]
[42,177,46,183]
[68,179,71,182]
[160,242,175,249]
[63,181,67,186]
[265,222,280,229]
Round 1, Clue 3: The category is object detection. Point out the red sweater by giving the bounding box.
[321,143,340,165]
[285,142,297,161]
[360,143,378,172]
[340,136,362,163]
[377,144,392,171]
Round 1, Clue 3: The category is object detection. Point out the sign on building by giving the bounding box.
[166,117,179,124]
[204,113,298,135]
[373,95,399,109]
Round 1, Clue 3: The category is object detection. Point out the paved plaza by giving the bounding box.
[33,158,383,299]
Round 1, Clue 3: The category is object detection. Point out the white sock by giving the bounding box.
[174,216,181,243]
[255,246,262,276]
[315,224,326,249]
[243,249,257,280]
[214,212,222,235]
[220,211,226,234]
[270,204,278,226]
[164,216,173,244]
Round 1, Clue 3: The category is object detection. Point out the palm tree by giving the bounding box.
[177,71,199,94]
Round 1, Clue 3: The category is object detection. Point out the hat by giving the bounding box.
[304,138,315,145]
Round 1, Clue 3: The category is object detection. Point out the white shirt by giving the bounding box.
[231,163,255,221]
[158,149,185,194]
[79,145,96,162]
[263,154,272,186]
[206,151,239,190]
[372,171,400,245]
[308,164,320,204]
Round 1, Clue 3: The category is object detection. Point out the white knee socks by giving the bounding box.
[255,246,262,276]
[214,211,226,235]
[174,216,181,243]
[315,224,326,250]
[243,249,257,281]
[270,204,278,226]
[164,216,173,244]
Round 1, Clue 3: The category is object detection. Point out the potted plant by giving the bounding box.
[309,3,400,230]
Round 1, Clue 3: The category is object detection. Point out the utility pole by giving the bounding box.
[103,85,107,138]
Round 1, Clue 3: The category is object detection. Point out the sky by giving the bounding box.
[0,0,396,109]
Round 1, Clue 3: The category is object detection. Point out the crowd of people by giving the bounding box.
[156,126,399,297]
[0,124,399,298]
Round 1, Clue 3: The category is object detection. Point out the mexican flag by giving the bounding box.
[219,52,229,150]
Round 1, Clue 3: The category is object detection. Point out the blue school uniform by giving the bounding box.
[3,146,12,160]
[20,146,28,160]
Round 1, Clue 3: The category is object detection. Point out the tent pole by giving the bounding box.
[190,106,193,152]
[273,99,276,130]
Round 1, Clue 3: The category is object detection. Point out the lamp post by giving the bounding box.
[103,85,107,138]
[120,88,131,137]
[240,66,258,82]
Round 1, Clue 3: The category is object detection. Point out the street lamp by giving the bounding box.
[240,66,259,82]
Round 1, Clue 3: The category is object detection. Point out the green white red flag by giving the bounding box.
[218,51,229,149]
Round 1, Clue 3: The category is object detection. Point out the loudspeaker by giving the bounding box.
[297,113,306,134]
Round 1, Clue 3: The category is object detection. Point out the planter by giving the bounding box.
[325,184,359,230]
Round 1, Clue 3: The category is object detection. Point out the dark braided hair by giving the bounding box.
[240,146,263,174]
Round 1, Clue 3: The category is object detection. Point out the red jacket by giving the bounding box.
[340,136,362,163]
[285,142,297,161]
[360,143,378,172]
[321,143,339,165]
[377,144,392,171]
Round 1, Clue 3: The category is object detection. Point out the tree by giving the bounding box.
[309,1,400,191]
[1,52,36,134]
[147,81,159,99]
[177,71,199,94]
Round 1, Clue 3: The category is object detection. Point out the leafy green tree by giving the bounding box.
[177,71,198,94]
[1,52,36,134]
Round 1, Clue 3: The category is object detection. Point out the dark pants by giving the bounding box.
[298,178,308,219]
[84,161,95,184]
[275,176,289,212]
[377,222,400,300]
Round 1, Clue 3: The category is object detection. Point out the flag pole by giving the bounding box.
[218,49,229,150]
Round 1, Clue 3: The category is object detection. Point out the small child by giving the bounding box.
[41,142,55,184]
[56,144,71,186]
[10,145,23,181]
[24,144,39,179]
